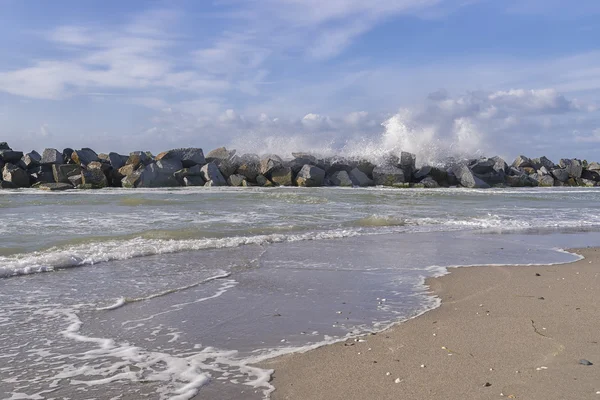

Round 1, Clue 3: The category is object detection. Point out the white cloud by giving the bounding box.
[575,128,600,143]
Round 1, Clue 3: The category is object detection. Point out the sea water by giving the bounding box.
[1,187,600,399]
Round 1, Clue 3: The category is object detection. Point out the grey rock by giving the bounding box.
[356,160,376,177]
[532,156,555,170]
[2,164,29,187]
[420,176,440,188]
[551,168,570,182]
[399,152,416,177]
[68,174,83,186]
[108,152,127,170]
[37,182,73,191]
[452,165,490,188]
[0,180,18,189]
[290,157,317,174]
[581,179,596,187]
[126,151,152,168]
[29,166,55,184]
[0,150,24,163]
[506,174,538,187]
[137,159,183,188]
[295,164,326,187]
[81,169,108,188]
[173,165,203,184]
[260,154,284,177]
[255,174,273,187]
[349,168,373,187]
[71,148,99,166]
[559,158,583,178]
[587,162,600,171]
[206,147,235,161]
[325,158,355,175]
[214,154,241,178]
[538,166,550,176]
[22,151,41,168]
[182,176,205,187]
[62,148,74,164]
[578,359,593,366]
[537,175,555,187]
[0,142,10,150]
[41,148,64,165]
[227,174,247,187]
[236,154,261,181]
[329,170,353,187]
[582,169,600,181]
[121,170,143,188]
[200,162,227,186]
[469,158,496,174]
[52,164,80,184]
[373,165,406,186]
[512,155,533,169]
[270,166,294,186]
[490,156,508,174]
[156,148,206,167]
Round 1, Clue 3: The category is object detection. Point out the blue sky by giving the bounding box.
[1,0,600,162]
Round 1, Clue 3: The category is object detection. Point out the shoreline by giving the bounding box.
[258,247,600,400]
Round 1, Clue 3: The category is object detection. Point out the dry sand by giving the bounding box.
[259,248,600,400]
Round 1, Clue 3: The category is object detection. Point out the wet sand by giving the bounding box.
[259,248,600,400]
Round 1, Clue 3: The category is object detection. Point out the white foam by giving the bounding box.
[0,230,360,278]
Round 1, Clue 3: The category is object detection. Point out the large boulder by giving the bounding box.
[469,158,496,174]
[136,159,183,188]
[62,148,74,164]
[28,165,55,184]
[328,170,353,187]
[126,151,152,168]
[295,164,326,187]
[506,174,538,187]
[582,169,600,182]
[0,149,24,163]
[512,155,533,169]
[349,168,373,187]
[200,162,227,186]
[420,176,440,188]
[559,159,583,178]
[290,154,319,174]
[204,148,240,178]
[0,142,10,150]
[121,170,143,188]
[236,154,261,181]
[71,148,99,166]
[260,155,284,177]
[22,151,41,168]
[41,149,63,165]
[81,168,108,188]
[531,156,555,171]
[535,174,555,187]
[551,168,570,183]
[399,152,416,177]
[52,164,80,184]
[356,160,376,177]
[107,152,127,170]
[414,166,449,185]
[452,165,490,188]
[2,164,29,187]
[373,165,406,186]
[270,166,294,186]
[228,174,248,187]
[156,148,206,168]
[173,165,203,184]
[587,162,600,172]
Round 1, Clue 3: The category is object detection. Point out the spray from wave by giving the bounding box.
[229,109,486,167]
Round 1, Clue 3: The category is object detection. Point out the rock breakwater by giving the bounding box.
[0,142,598,190]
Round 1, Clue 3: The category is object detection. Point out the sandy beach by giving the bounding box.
[260,247,600,400]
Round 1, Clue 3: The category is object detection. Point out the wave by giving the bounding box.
[0,229,360,278]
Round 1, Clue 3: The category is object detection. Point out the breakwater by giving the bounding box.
[1,142,598,190]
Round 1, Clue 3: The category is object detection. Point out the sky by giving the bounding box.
[1,0,600,163]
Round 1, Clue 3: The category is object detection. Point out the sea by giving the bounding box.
[2,186,600,400]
